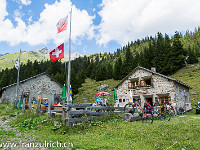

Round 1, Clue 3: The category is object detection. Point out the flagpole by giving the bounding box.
[16,49,21,107]
[67,8,72,104]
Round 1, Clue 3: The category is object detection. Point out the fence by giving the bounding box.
[49,103,125,127]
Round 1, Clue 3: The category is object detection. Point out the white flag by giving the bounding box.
[15,55,20,70]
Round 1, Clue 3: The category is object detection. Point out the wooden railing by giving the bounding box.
[48,103,125,128]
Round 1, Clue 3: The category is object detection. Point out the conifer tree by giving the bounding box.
[169,31,185,74]
[122,44,134,76]
[187,45,199,64]
[113,56,122,80]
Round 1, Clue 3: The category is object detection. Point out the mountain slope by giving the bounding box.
[0,48,48,70]
[0,47,84,70]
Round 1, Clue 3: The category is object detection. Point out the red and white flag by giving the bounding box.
[56,15,68,34]
[49,43,64,62]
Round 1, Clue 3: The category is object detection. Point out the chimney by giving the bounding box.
[151,67,156,72]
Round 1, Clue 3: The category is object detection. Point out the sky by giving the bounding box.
[1,0,200,55]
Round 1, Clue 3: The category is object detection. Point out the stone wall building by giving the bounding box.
[114,66,192,111]
[0,72,63,104]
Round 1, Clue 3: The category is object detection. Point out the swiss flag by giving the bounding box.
[49,43,64,62]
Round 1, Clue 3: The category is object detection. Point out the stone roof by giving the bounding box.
[113,66,192,89]
[0,72,63,91]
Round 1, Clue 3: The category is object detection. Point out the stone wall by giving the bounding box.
[114,68,191,111]
[174,83,191,111]
[1,74,62,104]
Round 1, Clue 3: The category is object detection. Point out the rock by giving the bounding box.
[122,113,139,122]
[42,120,47,124]
[192,91,197,95]
[54,121,59,126]
[97,84,110,91]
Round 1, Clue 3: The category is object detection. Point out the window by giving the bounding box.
[128,81,139,89]
[185,96,188,103]
[128,82,133,89]
[141,80,145,86]
[146,79,151,86]
[141,78,152,87]
[159,97,169,104]
[123,99,126,102]
[119,99,122,103]
[134,81,139,86]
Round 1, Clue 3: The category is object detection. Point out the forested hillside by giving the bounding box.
[0,28,200,96]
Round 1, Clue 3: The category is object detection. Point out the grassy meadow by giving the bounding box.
[0,104,200,149]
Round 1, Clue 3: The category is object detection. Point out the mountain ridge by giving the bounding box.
[0,47,85,70]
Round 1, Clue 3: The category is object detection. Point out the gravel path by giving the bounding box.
[0,116,46,150]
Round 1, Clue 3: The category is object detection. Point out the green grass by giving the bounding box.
[5,111,200,150]
[0,104,20,117]
[0,129,16,141]
[0,101,200,149]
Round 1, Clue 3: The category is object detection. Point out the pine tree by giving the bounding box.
[153,32,165,73]
[122,44,134,76]
[162,34,172,75]
[169,31,185,74]
[187,45,199,64]
[113,56,122,80]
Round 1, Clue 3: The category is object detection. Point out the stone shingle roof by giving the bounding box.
[0,72,63,91]
[113,66,192,89]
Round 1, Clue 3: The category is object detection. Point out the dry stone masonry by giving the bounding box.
[114,66,192,111]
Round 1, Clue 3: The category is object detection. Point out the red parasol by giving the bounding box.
[96,92,111,101]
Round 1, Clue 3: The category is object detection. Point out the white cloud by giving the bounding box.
[97,0,200,45]
[27,16,32,24]
[20,0,31,6]
[0,0,95,47]
[0,0,8,20]
[14,9,24,18]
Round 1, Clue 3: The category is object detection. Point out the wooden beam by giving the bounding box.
[36,98,40,116]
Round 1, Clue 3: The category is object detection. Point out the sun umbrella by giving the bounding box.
[96,92,111,102]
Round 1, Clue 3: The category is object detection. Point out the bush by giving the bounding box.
[2,116,7,121]
[19,118,41,130]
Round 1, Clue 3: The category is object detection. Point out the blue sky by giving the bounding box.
[1,0,200,55]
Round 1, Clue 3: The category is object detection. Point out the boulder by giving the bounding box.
[122,113,139,122]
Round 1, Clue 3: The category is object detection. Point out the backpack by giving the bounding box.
[144,103,152,112]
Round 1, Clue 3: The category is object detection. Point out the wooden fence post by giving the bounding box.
[62,98,66,125]
[36,98,40,116]
[29,97,32,113]
[22,98,25,113]
[48,99,52,118]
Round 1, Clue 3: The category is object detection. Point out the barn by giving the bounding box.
[0,72,63,104]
